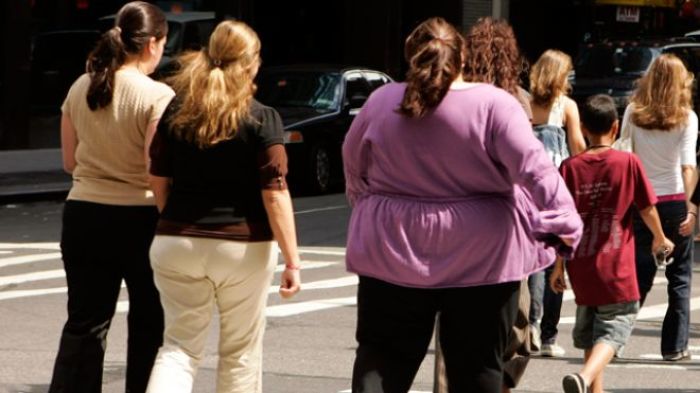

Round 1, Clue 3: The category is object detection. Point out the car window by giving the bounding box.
[363,72,391,91]
[182,20,215,51]
[664,47,695,72]
[164,22,182,56]
[576,45,657,77]
[256,71,342,112]
[344,72,370,102]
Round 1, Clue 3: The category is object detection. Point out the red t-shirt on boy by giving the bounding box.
[559,149,657,306]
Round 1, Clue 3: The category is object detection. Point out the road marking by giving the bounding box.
[607,362,687,371]
[298,248,346,256]
[0,286,67,301]
[0,242,60,250]
[295,205,347,215]
[267,275,357,294]
[0,269,65,287]
[274,261,337,273]
[0,253,62,269]
[265,296,356,318]
[559,296,700,325]
[338,391,430,393]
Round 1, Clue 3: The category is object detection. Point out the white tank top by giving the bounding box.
[547,95,565,127]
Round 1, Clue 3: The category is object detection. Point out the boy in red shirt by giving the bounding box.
[552,94,674,393]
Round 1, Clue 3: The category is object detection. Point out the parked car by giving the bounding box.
[255,65,392,194]
[98,11,216,79]
[30,30,101,112]
[571,39,700,115]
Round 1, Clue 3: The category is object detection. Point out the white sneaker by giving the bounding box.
[540,343,566,357]
[529,324,542,352]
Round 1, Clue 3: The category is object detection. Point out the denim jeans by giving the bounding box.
[634,200,693,355]
[528,266,563,344]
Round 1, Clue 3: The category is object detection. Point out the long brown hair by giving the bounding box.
[529,49,572,108]
[167,20,261,148]
[630,54,693,130]
[399,17,465,118]
[86,1,167,110]
[463,17,525,97]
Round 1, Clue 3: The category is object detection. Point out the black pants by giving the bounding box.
[49,200,163,393]
[352,276,520,393]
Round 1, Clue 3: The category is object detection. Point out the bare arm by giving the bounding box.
[679,165,698,236]
[144,119,160,172]
[148,175,170,213]
[262,188,301,298]
[639,204,675,254]
[60,113,77,174]
[564,97,586,155]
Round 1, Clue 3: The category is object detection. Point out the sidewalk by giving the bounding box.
[0,148,70,203]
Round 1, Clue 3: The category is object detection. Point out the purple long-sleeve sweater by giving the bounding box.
[342,83,583,288]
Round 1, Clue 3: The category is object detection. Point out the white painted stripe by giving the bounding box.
[339,390,429,393]
[0,269,65,286]
[274,261,337,273]
[265,296,356,318]
[267,275,357,294]
[607,363,686,371]
[297,248,346,256]
[0,253,62,268]
[559,296,700,325]
[0,242,60,250]
[0,286,67,301]
[0,251,11,255]
[295,205,347,215]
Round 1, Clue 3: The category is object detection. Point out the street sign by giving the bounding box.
[617,6,641,23]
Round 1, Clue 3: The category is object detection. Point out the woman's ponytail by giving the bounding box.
[399,18,465,118]
[86,27,126,110]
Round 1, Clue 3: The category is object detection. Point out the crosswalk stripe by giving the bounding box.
[267,275,357,294]
[0,253,62,269]
[298,248,347,256]
[0,269,65,286]
[0,242,60,250]
[265,296,356,318]
[558,296,700,324]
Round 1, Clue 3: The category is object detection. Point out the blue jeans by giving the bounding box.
[634,200,693,355]
[528,266,563,344]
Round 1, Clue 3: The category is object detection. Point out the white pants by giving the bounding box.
[146,235,277,393]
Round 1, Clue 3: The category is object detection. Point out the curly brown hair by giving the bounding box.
[463,17,525,97]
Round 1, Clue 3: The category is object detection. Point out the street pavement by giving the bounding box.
[0,193,699,393]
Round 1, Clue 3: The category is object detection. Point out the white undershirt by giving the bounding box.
[623,104,698,197]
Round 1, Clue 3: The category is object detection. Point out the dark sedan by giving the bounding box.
[255,65,392,194]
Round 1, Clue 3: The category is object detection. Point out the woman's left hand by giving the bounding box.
[679,213,696,237]
[279,267,301,299]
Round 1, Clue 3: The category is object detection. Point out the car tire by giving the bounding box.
[307,143,331,194]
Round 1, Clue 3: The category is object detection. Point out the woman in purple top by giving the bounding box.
[343,17,582,392]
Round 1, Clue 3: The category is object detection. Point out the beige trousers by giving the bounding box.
[146,235,277,393]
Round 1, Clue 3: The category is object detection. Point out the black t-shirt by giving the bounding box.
[149,99,288,241]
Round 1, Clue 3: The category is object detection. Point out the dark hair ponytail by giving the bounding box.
[86,1,167,110]
[399,17,465,118]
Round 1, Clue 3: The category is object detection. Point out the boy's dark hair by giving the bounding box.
[580,94,618,135]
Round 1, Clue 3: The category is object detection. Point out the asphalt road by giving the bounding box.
[0,194,699,393]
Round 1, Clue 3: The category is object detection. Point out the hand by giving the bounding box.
[549,264,567,294]
[279,267,301,299]
[652,236,675,258]
[678,213,696,237]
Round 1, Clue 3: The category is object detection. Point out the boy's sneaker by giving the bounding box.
[530,324,542,352]
[562,373,589,393]
[541,343,566,357]
[662,349,691,361]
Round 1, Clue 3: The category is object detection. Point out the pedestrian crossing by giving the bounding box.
[0,241,698,323]
[1,241,699,333]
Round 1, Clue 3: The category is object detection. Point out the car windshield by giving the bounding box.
[164,21,181,56]
[576,46,657,77]
[256,71,341,112]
